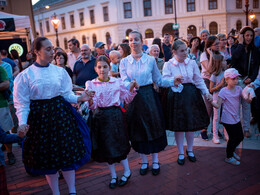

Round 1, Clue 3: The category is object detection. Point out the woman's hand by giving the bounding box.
[238,33,243,44]
[129,79,139,92]
[247,83,255,90]
[174,75,184,87]
[77,89,95,102]
[206,48,213,56]
[18,124,29,137]
[205,93,213,102]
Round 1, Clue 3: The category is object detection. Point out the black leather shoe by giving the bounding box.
[139,163,149,175]
[177,155,185,165]
[186,150,196,162]
[152,162,160,176]
[118,174,131,187]
[109,177,118,189]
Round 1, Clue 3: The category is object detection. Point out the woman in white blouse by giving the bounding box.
[163,40,212,166]
[120,31,177,176]
[13,37,93,195]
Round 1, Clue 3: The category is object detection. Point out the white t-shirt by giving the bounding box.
[200,52,211,80]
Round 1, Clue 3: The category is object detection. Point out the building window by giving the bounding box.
[103,6,109,22]
[70,14,75,28]
[46,20,50,32]
[165,0,173,14]
[90,10,95,24]
[187,0,195,12]
[236,0,242,8]
[236,20,242,31]
[145,29,154,38]
[106,32,111,45]
[187,25,197,36]
[92,34,97,46]
[209,0,217,10]
[39,22,43,36]
[124,2,132,18]
[209,21,218,35]
[64,38,68,50]
[82,35,86,44]
[0,0,7,6]
[253,0,259,8]
[143,0,152,16]
[61,16,66,30]
[252,19,258,29]
[79,12,84,26]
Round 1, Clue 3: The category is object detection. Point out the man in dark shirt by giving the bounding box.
[162,33,172,62]
[73,44,97,87]
[0,50,19,77]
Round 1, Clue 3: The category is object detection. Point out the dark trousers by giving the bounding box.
[223,122,244,158]
[0,165,9,195]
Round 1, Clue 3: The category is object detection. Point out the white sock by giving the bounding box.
[61,170,76,194]
[45,172,60,195]
[185,132,194,157]
[175,132,184,157]
[120,158,131,181]
[139,153,148,169]
[107,163,117,183]
[152,153,159,169]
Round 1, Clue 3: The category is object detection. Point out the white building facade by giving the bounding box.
[33,0,260,50]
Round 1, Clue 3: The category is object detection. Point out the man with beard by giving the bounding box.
[73,44,97,87]
[162,33,172,62]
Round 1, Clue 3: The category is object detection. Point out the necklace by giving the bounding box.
[131,52,143,60]
[98,77,110,82]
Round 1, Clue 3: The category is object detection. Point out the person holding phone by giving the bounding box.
[231,26,260,138]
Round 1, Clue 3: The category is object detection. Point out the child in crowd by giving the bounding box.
[211,68,245,166]
[109,50,121,78]
[85,55,139,189]
[208,50,228,144]
[0,127,24,194]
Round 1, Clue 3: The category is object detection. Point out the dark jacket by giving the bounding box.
[231,43,260,81]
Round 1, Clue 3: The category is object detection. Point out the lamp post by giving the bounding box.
[244,0,256,26]
[51,13,60,47]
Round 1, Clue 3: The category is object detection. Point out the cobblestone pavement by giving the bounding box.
[5,122,260,195]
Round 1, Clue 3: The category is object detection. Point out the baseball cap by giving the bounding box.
[224,68,241,78]
[95,42,105,48]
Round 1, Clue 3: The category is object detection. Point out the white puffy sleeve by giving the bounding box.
[13,73,31,126]
[119,58,131,89]
[152,58,174,87]
[192,61,209,95]
[60,68,79,104]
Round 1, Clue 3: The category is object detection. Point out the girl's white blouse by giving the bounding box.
[120,54,174,89]
[13,64,79,125]
[163,57,209,95]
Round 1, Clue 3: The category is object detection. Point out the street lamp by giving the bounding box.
[244,0,255,26]
[51,13,60,47]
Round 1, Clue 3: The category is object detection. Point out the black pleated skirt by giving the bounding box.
[23,96,91,175]
[127,85,167,154]
[166,83,209,132]
[91,106,130,164]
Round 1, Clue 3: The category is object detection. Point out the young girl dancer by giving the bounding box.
[208,50,228,144]
[120,31,176,176]
[163,40,212,165]
[211,68,244,165]
[85,55,139,189]
[13,37,93,195]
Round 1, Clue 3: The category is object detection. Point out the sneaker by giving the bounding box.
[244,131,251,138]
[233,152,240,161]
[225,157,240,166]
[7,152,16,165]
[201,131,208,141]
[218,131,223,139]
[212,137,220,144]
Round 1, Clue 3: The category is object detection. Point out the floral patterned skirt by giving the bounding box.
[23,96,91,175]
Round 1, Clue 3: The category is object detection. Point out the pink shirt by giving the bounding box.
[163,57,209,95]
[85,77,137,110]
[218,86,242,124]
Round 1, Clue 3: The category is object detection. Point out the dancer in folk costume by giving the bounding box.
[163,40,212,165]
[13,37,93,195]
